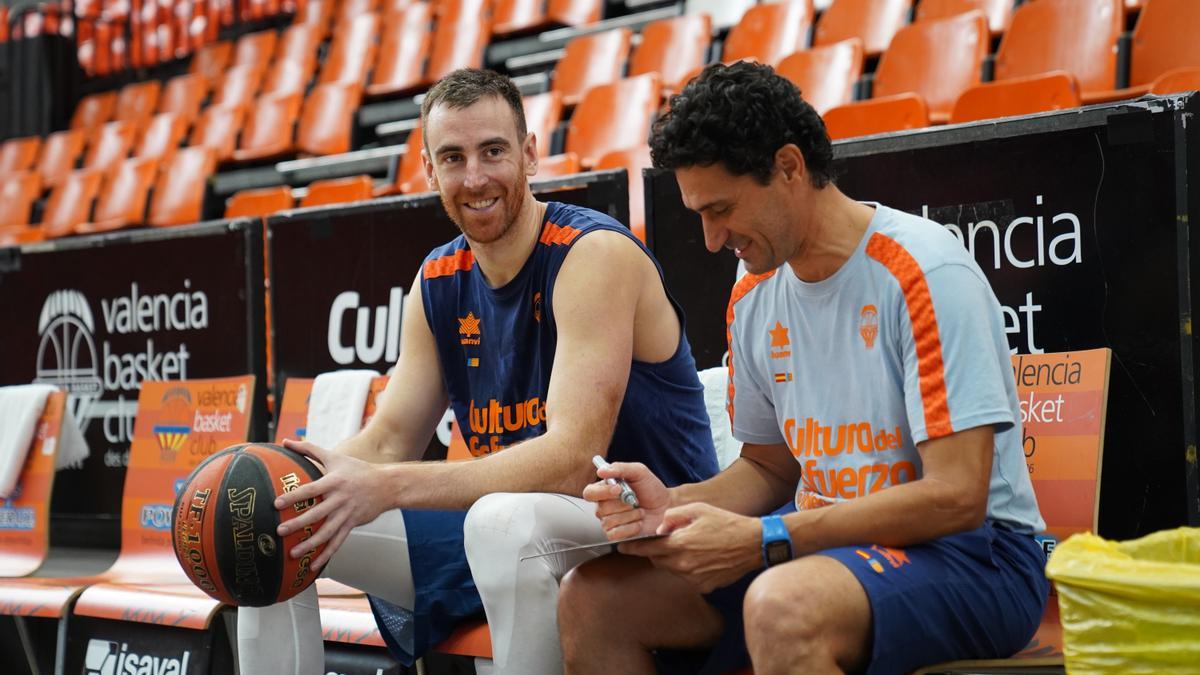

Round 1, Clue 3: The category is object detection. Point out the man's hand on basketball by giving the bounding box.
[275,438,392,571]
[582,461,670,540]
[620,502,762,594]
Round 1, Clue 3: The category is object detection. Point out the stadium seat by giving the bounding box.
[685,0,756,31]
[233,92,303,162]
[950,71,1082,124]
[992,0,1122,104]
[297,83,363,156]
[336,0,380,25]
[594,145,652,242]
[523,91,564,158]
[234,29,278,72]
[722,0,814,66]
[263,58,316,98]
[189,104,247,162]
[424,0,492,85]
[1090,0,1200,100]
[318,12,381,87]
[0,172,42,227]
[1150,66,1200,95]
[628,14,712,95]
[70,90,117,130]
[553,29,632,107]
[115,80,162,125]
[36,128,88,187]
[158,73,207,126]
[915,0,1012,37]
[814,0,912,58]
[213,63,267,108]
[135,112,188,163]
[274,23,322,72]
[0,7,7,43]
[190,39,233,89]
[367,2,435,97]
[225,185,295,218]
[867,11,987,124]
[76,157,160,234]
[823,92,929,139]
[300,175,375,207]
[84,119,137,172]
[0,136,42,176]
[534,152,582,179]
[148,146,217,226]
[492,0,602,37]
[294,0,335,38]
[566,73,660,169]
[776,39,864,115]
[39,169,103,238]
[374,126,426,196]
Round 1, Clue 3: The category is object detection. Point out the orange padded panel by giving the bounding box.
[0,172,42,227]
[79,157,159,234]
[0,136,42,175]
[723,0,813,66]
[1129,0,1200,89]
[300,175,374,208]
[814,0,911,58]
[629,14,712,93]
[36,128,88,187]
[263,59,316,98]
[190,104,247,162]
[425,0,491,84]
[523,91,564,158]
[915,0,1012,36]
[225,185,294,218]
[40,169,103,238]
[872,11,987,123]
[158,73,206,126]
[190,39,233,88]
[823,93,929,139]
[993,0,1121,99]
[318,13,380,86]
[275,23,322,71]
[233,92,303,162]
[950,71,1082,124]
[136,112,188,163]
[297,83,363,156]
[148,146,216,226]
[84,119,137,172]
[566,73,660,169]
[234,29,278,72]
[776,39,863,116]
[553,29,631,107]
[594,144,652,242]
[70,91,117,130]
[367,2,434,97]
[214,63,266,108]
[115,80,162,125]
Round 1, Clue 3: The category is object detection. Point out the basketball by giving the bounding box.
[172,443,325,607]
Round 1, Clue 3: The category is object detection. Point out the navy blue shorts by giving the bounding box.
[670,522,1049,675]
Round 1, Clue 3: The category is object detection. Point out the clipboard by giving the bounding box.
[519,533,667,561]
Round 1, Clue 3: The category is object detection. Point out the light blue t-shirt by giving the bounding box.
[727,204,1044,533]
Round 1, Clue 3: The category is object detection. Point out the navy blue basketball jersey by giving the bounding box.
[420,201,718,487]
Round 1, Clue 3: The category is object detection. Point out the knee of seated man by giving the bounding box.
[463,492,534,561]
[744,561,826,642]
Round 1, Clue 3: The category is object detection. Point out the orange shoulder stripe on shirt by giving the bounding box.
[423,248,475,279]
[540,220,583,246]
[725,270,777,428]
[865,232,953,439]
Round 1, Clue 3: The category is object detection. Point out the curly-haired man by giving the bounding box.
[558,61,1048,675]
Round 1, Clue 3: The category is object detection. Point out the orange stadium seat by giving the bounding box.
[814,0,912,58]
[336,0,380,25]
[424,0,492,85]
[722,0,813,66]
[135,112,188,163]
[318,12,381,87]
[300,175,375,207]
[595,145,652,242]
[214,63,267,108]
[148,146,216,226]
[367,2,435,97]
[0,172,42,227]
[115,79,161,125]
[1094,0,1200,100]
[776,39,864,115]
[233,92,303,162]
[866,11,987,123]
[76,157,160,234]
[158,73,207,126]
[84,119,137,172]
[915,0,1012,37]
[553,29,631,107]
[950,71,1082,124]
[234,29,278,72]
[39,169,103,238]
[297,83,363,156]
[294,0,335,38]
[523,91,564,158]
[36,128,87,187]
[0,136,42,176]
[1150,66,1200,95]
[534,151,582,179]
[0,7,7,43]
[225,185,295,217]
[190,104,247,162]
[275,23,322,72]
[566,73,660,168]
[70,90,117,130]
[992,0,1122,104]
[823,92,928,139]
[374,126,427,196]
[263,59,316,98]
[628,14,712,95]
[493,0,602,37]
[190,39,233,89]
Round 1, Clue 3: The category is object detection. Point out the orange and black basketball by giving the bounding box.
[172,443,325,607]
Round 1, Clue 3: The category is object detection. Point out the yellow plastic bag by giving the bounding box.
[1045,527,1200,673]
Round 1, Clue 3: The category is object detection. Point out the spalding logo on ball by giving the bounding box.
[172,443,324,606]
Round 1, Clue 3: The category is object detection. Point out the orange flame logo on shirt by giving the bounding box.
[859,305,878,349]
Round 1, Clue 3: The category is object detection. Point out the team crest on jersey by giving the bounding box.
[533,292,542,323]
[459,312,481,345]
[768,321,791,359]
[859,305,878,349]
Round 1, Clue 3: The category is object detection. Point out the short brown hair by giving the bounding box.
[420,68,527,139]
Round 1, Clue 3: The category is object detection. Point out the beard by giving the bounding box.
[441,177,529,246]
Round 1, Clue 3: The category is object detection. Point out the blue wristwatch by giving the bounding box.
[760,515,793,567]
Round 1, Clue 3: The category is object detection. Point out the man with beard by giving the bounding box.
[236,69,718,675]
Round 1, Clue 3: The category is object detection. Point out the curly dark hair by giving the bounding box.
[420,68,527,139]
[650,61,836,188]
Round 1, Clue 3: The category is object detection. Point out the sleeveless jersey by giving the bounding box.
[420,201,718,487]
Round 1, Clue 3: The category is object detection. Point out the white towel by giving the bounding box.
[0,384,58,498]
[698,367,743,471]
[55,406,91,471]
[305,370,379,449]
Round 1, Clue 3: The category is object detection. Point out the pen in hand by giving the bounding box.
[592,455,640,508]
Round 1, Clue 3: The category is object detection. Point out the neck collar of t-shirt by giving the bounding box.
[783,202,884,298]
[471,201,559,299]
